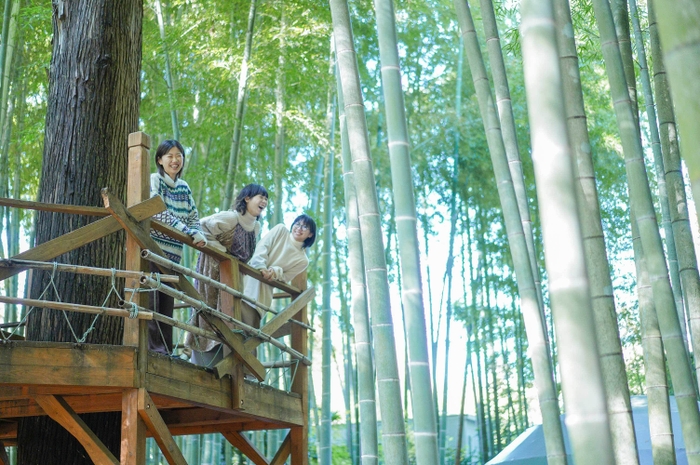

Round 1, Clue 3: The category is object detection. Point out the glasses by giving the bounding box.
[293,223,310,231]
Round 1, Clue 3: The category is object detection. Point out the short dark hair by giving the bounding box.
[291,214,317,249]
[233,184,269,215]
[155,140,186,180]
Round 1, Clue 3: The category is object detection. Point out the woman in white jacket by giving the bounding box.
[242,214,317,334]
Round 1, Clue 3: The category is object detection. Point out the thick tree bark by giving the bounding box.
[17,1,142,463]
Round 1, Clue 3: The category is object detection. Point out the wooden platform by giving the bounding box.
[0,341,305,464]
[0,132,311,464]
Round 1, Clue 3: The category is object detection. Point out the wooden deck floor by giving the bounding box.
[0,341,304,446]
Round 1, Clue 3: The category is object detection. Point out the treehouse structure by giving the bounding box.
[0,132,313,465]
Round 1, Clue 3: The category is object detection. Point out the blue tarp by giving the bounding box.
[487,396,688,465]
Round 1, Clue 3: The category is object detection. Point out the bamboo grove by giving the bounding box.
[2,0,700,464]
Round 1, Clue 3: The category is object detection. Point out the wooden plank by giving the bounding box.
[0,195,166,282]
[144,363,303,426]
[205,316,265,381]
[243,287,315,352]
[0,439,10,465]
[270,433,292,465]
[137,389,186,465]
[121,389,146,465]
[0,343,137,388]
[34,394,119,465]
[0,197,110,216]
[222,430,269,465]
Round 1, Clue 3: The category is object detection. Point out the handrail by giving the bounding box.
[0,258,180,283]
[141,250,314,332]
[140,274,312,366]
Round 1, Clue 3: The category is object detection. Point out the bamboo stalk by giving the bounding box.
[0,258,180,283]
[118,301,220,343]
[452,1,567,463]
[553,1,640,464]
[520,1,616,464]
[139,275,311,366]
[0,295,152,320]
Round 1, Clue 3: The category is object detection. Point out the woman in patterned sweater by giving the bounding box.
[149,139,207,355]
[187,183,269,366]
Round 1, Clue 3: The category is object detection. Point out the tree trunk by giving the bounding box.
[479,0,544,315]
[520,2,617,465]
[628,0,687,348]
[452,1,567,463]
[552,1,640,464]
[649,0,700,368]
[371,0,440,459]
[222,0,256,209]
[336,58,379,465]
[591,0,700,459]
[272,2,286,227]
[17,0,142,463]
[320,93,334,465]
[332,0,410,461]
[632,213,676,465]
[647,0,700,381]
[153,0,179,140]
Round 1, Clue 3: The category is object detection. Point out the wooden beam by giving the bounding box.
[206,316,265,381]
[101,189,202,301]
[222,430,269,465]
[121,389,146,465]
[0,422,16,441]
[270,433,292,465]
[137,389,186,465]
[0,197,110,216]
[244,287,315,352]
[34,394,119,465]
[0,195,165,282]
[0,343,137,388]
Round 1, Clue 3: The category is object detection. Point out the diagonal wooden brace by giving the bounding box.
[0,195,165,282]
[101,188,201,300]
[0,440,10,465]
[222,429,269,465]
[137,389,186,465]
[270,433,292,465]
[205,315,266,381]
[243,287,315,352]
[34,394,119,465]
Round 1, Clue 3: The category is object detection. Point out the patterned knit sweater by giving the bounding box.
[150,172,207,264]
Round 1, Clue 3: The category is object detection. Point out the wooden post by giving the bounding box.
[121,389,147,465]
[289,272,309,465]
[220,259,245,409]
[122,131,150,465]
[123,131,151,348]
